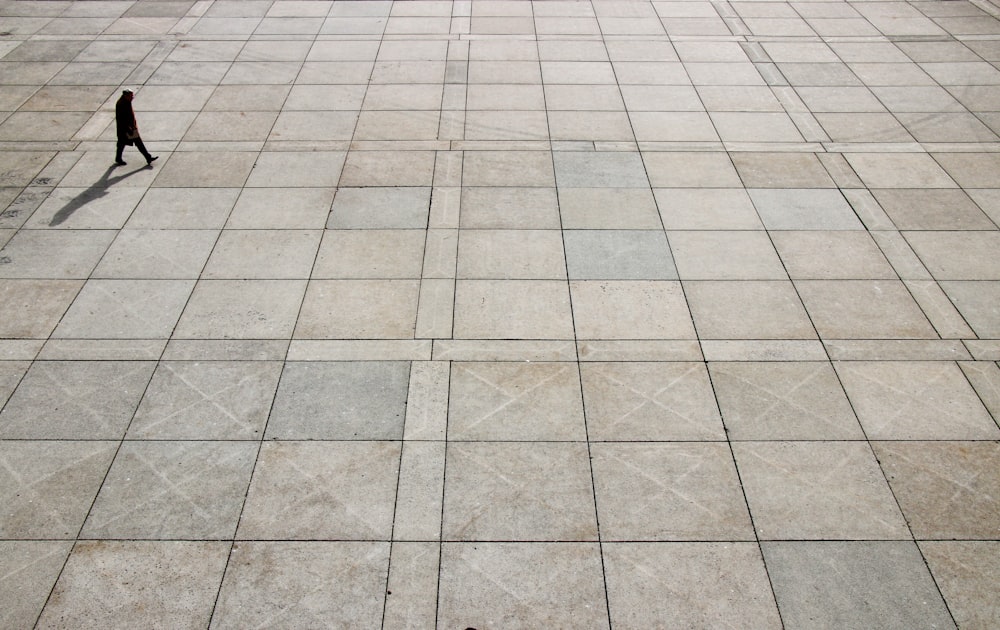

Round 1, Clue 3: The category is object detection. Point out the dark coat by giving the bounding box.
[115,94,137,145]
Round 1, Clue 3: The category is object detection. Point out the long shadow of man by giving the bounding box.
[49,162,149,227]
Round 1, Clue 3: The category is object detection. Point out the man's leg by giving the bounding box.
[115,140,126,164]
[134,137,155,163]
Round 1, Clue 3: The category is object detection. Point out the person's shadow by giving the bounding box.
[48,162,150,227]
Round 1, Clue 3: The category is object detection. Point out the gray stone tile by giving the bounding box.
[36,541,229,630]
[0,541,73,630]
[265,361,409,440]
[844,153,957,188]
[710,361,864,440]
[82,441,257,539]
[54,279,195,339]
[152,152,258,188]
[732,153,836,188]
[212,542,390,629]
[0,440,117,538]
[128,361,282,440]
[0,230,116,278]
[763,541,955,630]
[437,543,607,628]
[202,229,321,279]
[604,543,781,629]
[656,188,763,230]
[448,361,585,441]
[592,443,753,540]
[94,229,218,279]
[874,441,1000,539]
[837,361,999,440]
[920,541,1000,630]
[565,230,675,280]
[173,279,305,339]
[0,360,154,439]
[227,187,334,229]
[126,188,239,229]
[734,441,910,539]
[238,441,401,539]
[329,187,430,229]
[245,151,346,188]
[443,442,596,540]
[559,188,661,229]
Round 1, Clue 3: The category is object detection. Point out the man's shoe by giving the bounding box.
[146,156,158,165]
[115,160,126,165]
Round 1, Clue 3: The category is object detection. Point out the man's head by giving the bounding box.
[122,88,134,101]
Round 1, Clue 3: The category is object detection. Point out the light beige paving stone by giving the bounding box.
[559,187,660,229]
[592,442,753,540]
[685,280,815,340]
[174,279,305,340]
[340,150,436,187]
[836,361,998,440]
[152,151,257,188]
[448,362,585,441]
[582,362,723,440]
[642,151,742,188]
[36,541,229,630]
[0,230,116,278]
[571,280,696,340]
[844,152,957,188]
[245,151,346,188]
[710,361,864,440]
[0,279,83,339]
[93,229,218,279]
[295,279,419,339]
[212,542,390,630]
[604,543,781,629]
[771,231,896,279]
[874,441,1000,539]
[463,150,554,187]
[314,229,425,279]
[733,441,910,540]
[437,543,607,628]
[669,230,785,280]
[238,441,401,540]
[732,152,835,188]
[393,440,445,540]
[454,279,573,339]
[458,229,566,279]
[904,231,1000,280]
[919,541,1000,630]
[796,279,938,339]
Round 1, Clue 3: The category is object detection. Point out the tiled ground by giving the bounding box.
[1,0,999,627]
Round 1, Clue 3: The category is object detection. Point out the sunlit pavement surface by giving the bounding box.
[1,0,999,627]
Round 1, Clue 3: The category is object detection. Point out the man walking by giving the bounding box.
[115,88,157,166]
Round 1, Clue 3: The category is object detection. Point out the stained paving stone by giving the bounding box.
[1,0,998,627]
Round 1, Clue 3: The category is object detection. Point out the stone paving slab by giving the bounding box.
[1,0,999,628]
